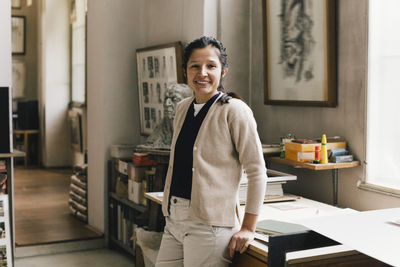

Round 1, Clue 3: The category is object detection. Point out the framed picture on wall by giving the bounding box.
[263,0,337,107]
[11,0,22,9]
[12,60,26,99]
[67,109,83,153]
[11,16,25,55]
[136,42,184,135]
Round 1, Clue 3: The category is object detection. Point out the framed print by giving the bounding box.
[263,0,337,107]
[11,16,25,55]
[67,109,83,152]
[12,60,26,99]
[136,42,184,135]
[11,0,21,9]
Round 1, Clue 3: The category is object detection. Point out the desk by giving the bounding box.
[13,129,39,167]
[266,157,360,205]
[145,192,385,266]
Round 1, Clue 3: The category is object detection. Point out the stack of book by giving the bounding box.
[239,169,297,204]
[69,164,88,222]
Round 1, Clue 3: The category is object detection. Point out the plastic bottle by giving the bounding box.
[314,146,320,164]
[320,134,328,164]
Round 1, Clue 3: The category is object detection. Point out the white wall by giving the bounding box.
[0,1,11,87]
[250,0,400,209]
[39,0,72,167]
[87,0,145,232]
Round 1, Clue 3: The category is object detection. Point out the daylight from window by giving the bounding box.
[367,0,400,190]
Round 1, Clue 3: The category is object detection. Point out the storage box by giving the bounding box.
[284,141,346,162]
[128,180,142,204]
[284,141,346,152]
[118,159,129,175]
[285,150,315,162]
[111,144,136,158]
[128,163,149,182]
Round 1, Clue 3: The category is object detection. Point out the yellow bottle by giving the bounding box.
[320,134,328,164]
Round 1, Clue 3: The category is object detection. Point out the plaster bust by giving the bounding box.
[138,83,193,149]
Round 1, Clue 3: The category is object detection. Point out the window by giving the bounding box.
[70,0,86,104]
[366,0,400,190]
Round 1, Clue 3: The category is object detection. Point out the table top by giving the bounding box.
[144,191,358,263]
[298,207,400,266]
[266,157,360,170]
[14,129,39,134]
[0,149,25,158]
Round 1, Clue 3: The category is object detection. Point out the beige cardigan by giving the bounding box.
[162,94,267,227]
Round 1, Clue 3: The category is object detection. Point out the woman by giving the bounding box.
[156,36,267,267]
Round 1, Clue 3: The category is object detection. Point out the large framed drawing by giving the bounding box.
[136,42,184,135]
[263,0,337,107]
[11,16,25,55]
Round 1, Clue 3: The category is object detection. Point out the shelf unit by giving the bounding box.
[107,158,151,258]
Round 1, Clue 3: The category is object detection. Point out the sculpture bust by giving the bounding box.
[138,83,192,150]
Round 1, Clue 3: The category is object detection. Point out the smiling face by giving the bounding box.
[186,45,227,103]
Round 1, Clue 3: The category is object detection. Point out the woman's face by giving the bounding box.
[186,45,227,103]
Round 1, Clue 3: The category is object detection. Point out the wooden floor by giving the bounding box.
[14,167,102,247]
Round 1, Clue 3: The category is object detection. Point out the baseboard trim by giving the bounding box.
[15,237,106,258]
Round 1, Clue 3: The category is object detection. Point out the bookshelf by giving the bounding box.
[1,86,25,266]
[107,157,156,258]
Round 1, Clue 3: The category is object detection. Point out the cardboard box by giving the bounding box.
[128,164,148,182]
[285,150,315,162]
[128,180,142,204]
[118,159,129,175]
[285,141,346,152]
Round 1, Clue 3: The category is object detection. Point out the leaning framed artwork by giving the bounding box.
[263,0,337,107]
[11,16,25,55]
[136,42,184,135]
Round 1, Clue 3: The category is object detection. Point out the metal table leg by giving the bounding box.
[332,169,339,205]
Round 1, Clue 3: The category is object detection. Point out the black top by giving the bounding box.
[169,93,219,200]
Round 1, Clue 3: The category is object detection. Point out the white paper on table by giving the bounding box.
[297,208,400,267]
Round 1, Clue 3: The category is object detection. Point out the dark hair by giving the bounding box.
[182,36,242,104]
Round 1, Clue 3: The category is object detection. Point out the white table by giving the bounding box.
[298,207,400,266]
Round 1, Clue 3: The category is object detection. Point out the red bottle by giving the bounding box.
[314,146,321,163]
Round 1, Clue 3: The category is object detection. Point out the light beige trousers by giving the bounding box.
[155,196,239,267]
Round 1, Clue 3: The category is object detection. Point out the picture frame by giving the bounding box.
[0,195,13,267]
[263,0,337,107]
[11,16,25,55]
[136,42,184,135]
[11,0,21,9]
[12,60,26,99]
[67,109,83,153]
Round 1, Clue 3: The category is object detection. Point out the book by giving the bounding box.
[256,219,309,235]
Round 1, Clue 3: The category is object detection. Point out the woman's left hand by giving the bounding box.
[228,228,254,258]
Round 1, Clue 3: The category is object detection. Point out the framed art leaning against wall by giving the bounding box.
[263,0,337,107]
[136,42,184,135]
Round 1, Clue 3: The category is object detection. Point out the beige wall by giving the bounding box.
[250,0,400,209]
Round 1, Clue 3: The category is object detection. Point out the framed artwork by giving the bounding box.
[0,195,12,267]
[11,0,21,9]
[12,60,26,99]
[67,109,83,153]
[263,0,337,107]
[136,42,184,135]
[11,16,25,55]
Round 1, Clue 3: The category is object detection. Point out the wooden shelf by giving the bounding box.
[0,150,25,158]
[109,192,147,213]
[265,157,360,170]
